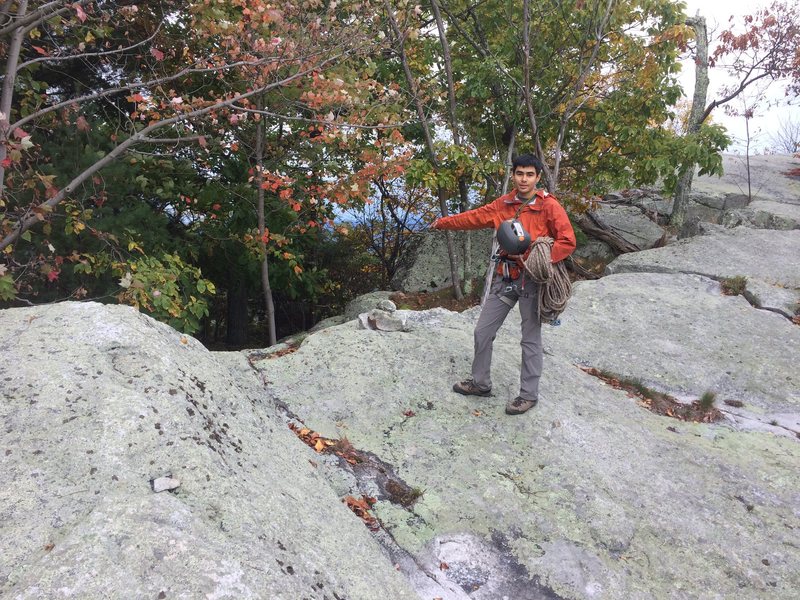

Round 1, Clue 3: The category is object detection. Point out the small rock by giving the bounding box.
[376,299,397,313]
[358,309,405,332]
[151,476,181,493]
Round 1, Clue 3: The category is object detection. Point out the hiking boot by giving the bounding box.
[505,396,538,415]
[452,379,491,397]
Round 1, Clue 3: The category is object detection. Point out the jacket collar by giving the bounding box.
[503,188,548,208]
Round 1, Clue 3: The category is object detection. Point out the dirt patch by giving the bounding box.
[288,421,424,528]
[581,367,723,423]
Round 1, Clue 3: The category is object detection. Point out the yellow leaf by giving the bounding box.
[314,439,325,452]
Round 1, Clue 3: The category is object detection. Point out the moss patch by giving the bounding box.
[580,367,723,422]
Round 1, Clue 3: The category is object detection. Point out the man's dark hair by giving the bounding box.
[512,153,544,175]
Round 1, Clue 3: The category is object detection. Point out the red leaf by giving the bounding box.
[1,158,11,168]
[403,410,416,417]
[13,128,29,140]
[32,46,48,56]
[47,269,60,282]
[198,136,207,148]
[76,116,90,132]
[74,3,87,23]
[150,47,165,61]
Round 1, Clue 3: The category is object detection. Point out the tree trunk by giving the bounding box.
[481,125,517,306]
[255,112,277,346]
[431,0,472,295]
[0,0,28,202]
[521,0,554,192]
[671,15,709,231]
[745,115,752,202]
[575,213,640,254]
[384,0,462,299]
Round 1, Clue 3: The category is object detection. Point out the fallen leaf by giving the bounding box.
[403,410,416,417]
[439,561,449,570]
[472,409,483,417]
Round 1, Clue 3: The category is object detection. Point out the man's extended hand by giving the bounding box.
[430,218,441,230]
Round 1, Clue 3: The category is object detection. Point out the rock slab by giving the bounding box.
[0,302,416,600]
[392,229,495,292]
[606,226,800,316]
[251,277,800,599]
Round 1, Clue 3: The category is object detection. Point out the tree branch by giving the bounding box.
[16,21,164,71]
[0,51,350,251]
[0,0,93,38]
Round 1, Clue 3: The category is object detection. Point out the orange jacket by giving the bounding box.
[435,189,576,263]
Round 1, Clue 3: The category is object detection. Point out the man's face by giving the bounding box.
[512,166,540,198]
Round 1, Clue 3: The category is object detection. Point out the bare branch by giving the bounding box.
[16,21,164,71]
[0,0,93,38]
[9,55,306,133]
[140,136,203,144]
[230,103,417,130]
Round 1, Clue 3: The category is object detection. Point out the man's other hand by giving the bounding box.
[430,219,441,230]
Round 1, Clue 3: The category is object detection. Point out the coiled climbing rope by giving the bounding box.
[523,237,572,322]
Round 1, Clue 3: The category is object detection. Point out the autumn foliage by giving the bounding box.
[1,1,797,342]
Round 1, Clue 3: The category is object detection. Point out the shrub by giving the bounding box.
[720,275,747,296]
[699,391,717,411]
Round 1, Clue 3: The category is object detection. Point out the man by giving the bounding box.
[431,154,576,415]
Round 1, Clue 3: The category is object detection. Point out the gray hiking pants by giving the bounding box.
[472,274,542,400]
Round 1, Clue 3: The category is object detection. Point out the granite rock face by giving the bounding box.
[391,229,495,292]
[3,156,800,600]
[0,302,416,600]
[251,270,799,599]
[589,204,666,249]
[692,153,800,205]
[605,227,800,316]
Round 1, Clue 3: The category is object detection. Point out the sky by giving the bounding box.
[680,0,799,153]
